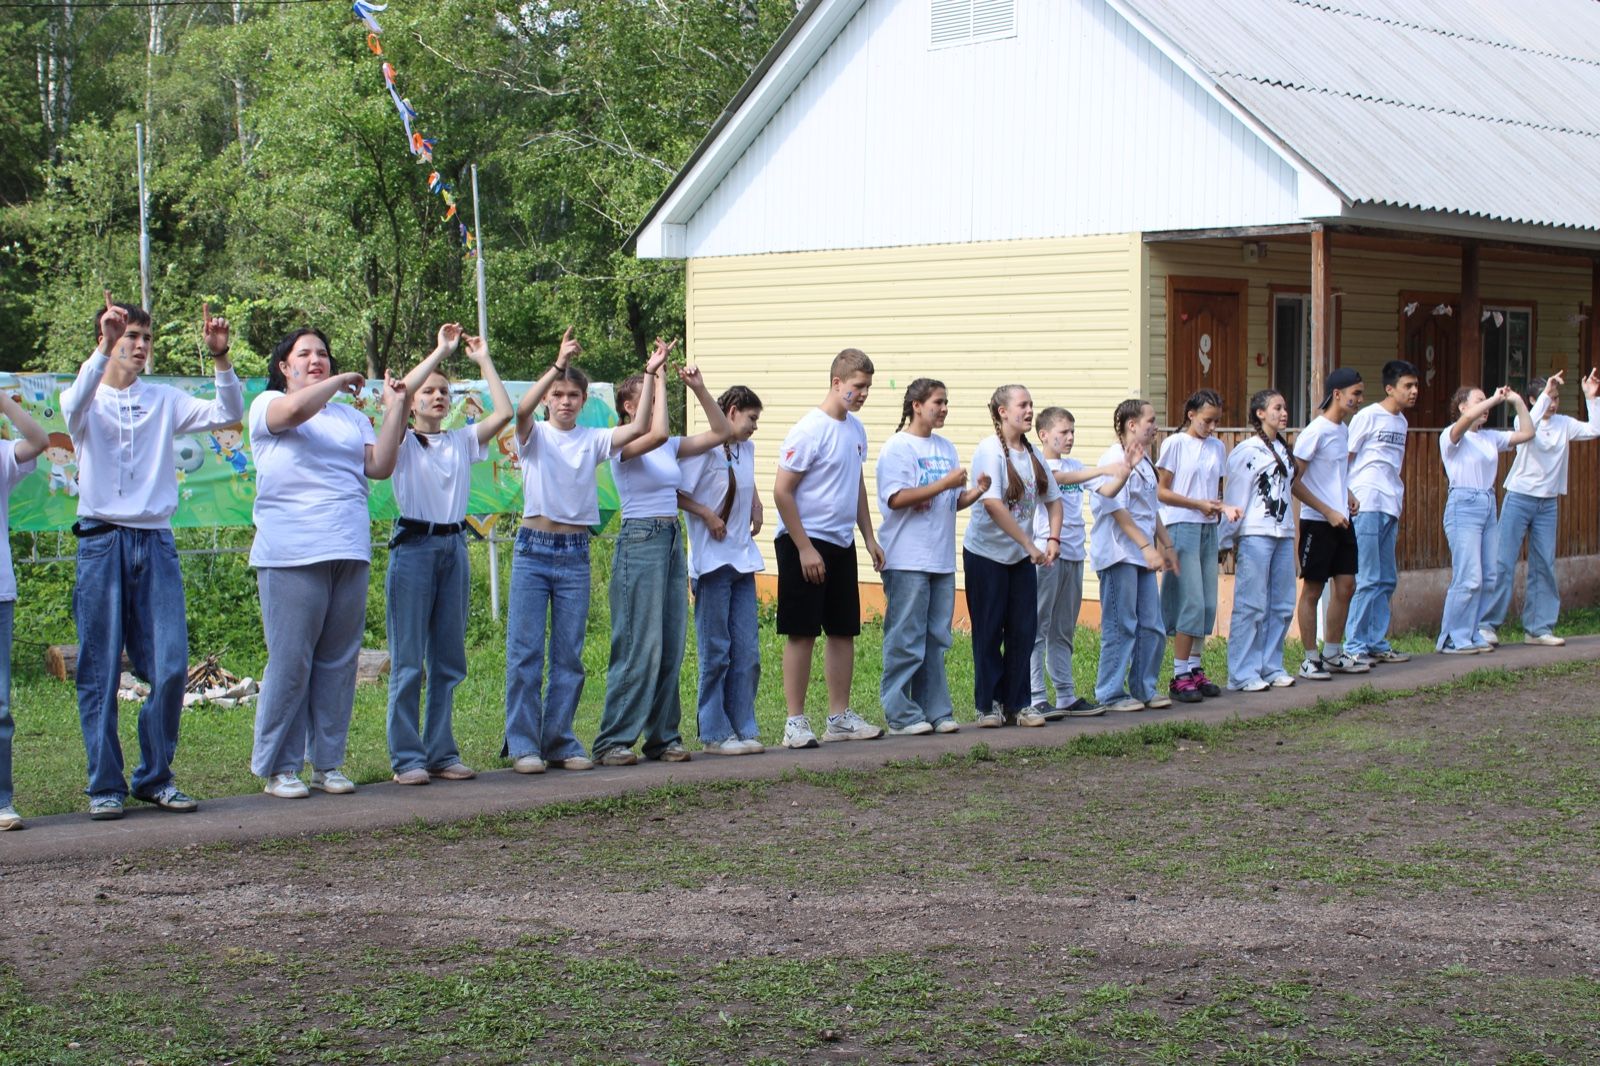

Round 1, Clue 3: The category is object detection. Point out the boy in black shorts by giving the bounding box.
[1292,366,1370,679]
[772,348,886,747]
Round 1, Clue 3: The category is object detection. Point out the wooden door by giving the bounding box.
[1167,278,1247,426]
[1401,294,1459,427]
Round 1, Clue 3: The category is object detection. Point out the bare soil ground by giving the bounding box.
[2,664,1598,1064]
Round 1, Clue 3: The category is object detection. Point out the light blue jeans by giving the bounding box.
[879,569,956,729]
[504,529,591,763]
[594,518,688,758]
[1485,491,1559,636]
[692,565,761,745]
[73,525,189,800]
[1160,522,1219,638]
[0,601,14,810]
[1094,562,1164,706]
[1346,510,1398,656]
[1227,535,1295,688]
[385,529,469,773]
[1437,489,1497,650]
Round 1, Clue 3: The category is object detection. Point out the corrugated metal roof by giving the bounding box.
[1119,0,1600,230]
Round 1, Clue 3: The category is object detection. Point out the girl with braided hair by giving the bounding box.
[1089,398,1175,711]
[678,386,767,754]
[963,385,1062,728]
[876,379,989,734]
[1221,389,1297,691]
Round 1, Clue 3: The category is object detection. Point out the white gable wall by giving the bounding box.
[683,0,1311,259]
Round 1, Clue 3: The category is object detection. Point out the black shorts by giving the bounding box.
[1298,520,1359,583]
[775,533,861,638]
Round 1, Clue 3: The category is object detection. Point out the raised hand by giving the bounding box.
[1492,385,1512,404]
[1584,368,1600,400]
[1545,370,1565,398]
[382,371,408,407]
[339,372,368,398]
[437,322,464,355]
[99,291,128,353]
[556,326,580,369]
[646,336,677,375]
[463,334,489,364]
[201,302,231,356]
[677,363,704,391]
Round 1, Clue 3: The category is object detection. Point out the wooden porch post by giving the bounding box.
[1310,225,1333,407]
[1460,241,1481,384]
[1590,257,1599,368]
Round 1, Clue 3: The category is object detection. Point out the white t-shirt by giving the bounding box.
[0,441,39,601]
[1089,445,1159,572]
[517,421,617,527]
[1032,456,1087,562]
[1503,393,1600,498]
[61,352,244,529]
[775,408,868,549]
[392,427,488,524]
[679,441,764,579]
[963,436,1061,566]
[1294,415,1350,524]
[1440,428,1513,491]
[248,392,376,567]
[1156,433,1227,526]
[876,431,961,574]
[1221,434,1295,546]
[1347,405,1410,516]
[612,437,682,519]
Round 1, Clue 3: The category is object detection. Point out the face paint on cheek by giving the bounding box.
[843,391,855,403]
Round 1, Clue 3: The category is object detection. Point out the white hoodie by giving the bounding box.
[1221,433,1295,548]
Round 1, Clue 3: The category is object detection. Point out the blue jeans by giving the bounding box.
[1437,489,1497,650]
[1485,491,1559,636]
[1227,536,1295,688]
[691,566,761,744]
[1094,562,1164,705]
[385,529,469,773]
[72,525,188,800]
[879,569,956,729]
[963,550,1036,713]
[594,519,688,758]
[1346,511,1398,656]
[0,601,13,810]
[504,529,591,762]
[1160,522,1219,637]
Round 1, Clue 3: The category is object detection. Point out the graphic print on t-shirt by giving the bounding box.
[1253,458,1290,524]
[912,453,955,512]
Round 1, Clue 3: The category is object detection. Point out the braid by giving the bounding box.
[1021,435,1049,496]
[898,378,945,435]
[716,441,737,524]
[896,395,914,433]
[989,386,1027,504]
[1247,388,1290,478]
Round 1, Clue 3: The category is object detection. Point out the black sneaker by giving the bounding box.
[1170,674,1204,704]
[133,784,199,812]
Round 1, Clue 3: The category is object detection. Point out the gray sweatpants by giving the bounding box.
[1030,558,1083,707]
[251,560,370,778]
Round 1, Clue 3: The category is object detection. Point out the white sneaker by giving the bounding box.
[1236,679,1271,692]
[513,755,547,774]
[738,737,766,754]
[702,738,749,756]
[1479,626,1499,646]
[1524,632,1566,647]
[933,718,961,733]
[974,710,1005,728]
[1269,674,1297,688]
[822,709,884,742]
[264,773,309,799]
[1105,697,1145,712]
[1325,653,1370,674]
[1298,657,1331,681]
[310,769,356,794]
[1015,708,1047,727]
[782,716,819,749]
[887,721,934,736]
[0,805,22,830]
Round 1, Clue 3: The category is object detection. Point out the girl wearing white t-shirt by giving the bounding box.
[1438,385,1533,653]
[251,328,411,799]
[503,330,668,774]
[877,379,987,735]
[678,386,766,755]
[963,385,1062,728]
[1156,389,1241,705]
[591,363,732,767]
[1221,390,1297,691]
[1090,399,1176,712]
[383,326,513,785]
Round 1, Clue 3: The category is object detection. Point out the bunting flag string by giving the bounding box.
[357,1,474,258]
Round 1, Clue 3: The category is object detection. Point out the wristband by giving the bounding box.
[1046,536,1060,543]
[1138,541,1152,550]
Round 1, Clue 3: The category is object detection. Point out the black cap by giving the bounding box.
[1319,367,1362,410]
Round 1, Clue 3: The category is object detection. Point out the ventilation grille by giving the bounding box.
[931,0,1016,48]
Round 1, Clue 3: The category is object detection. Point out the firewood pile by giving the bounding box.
[110,651,259,707]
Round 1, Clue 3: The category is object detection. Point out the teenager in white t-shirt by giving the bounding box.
[383,326,513,786]
[1221,389,1298,692]
[678,386,766,756]
[503,330,668,775]
[1030,407,1120,718]
[0,392,48,831]
[1156,389,1242,705]
[876,379,987,735]
[1345,359,1419,665]
[1437,385,1533,654]
[773,349,885,749]
[65,296,243,820]
[250,327,410,798]
[592,362,731,767]
[1290,367,1369,680]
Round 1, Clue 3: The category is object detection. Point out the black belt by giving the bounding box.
[397,518,465,536]
[71,521,121,539]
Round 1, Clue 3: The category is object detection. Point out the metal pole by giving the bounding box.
[471,164,488,339]
[135,123,153,367]
[487,526,501,621]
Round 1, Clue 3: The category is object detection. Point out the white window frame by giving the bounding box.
[1481,305,1535,427]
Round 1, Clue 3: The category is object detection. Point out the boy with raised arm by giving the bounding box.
[64,294,242,820]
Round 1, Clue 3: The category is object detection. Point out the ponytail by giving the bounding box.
[714,385,763,524]
[897,378,946,433]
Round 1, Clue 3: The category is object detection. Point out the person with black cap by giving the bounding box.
[1290,367,1370,680]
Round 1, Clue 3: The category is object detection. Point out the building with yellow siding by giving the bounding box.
[632,0,1600,631]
